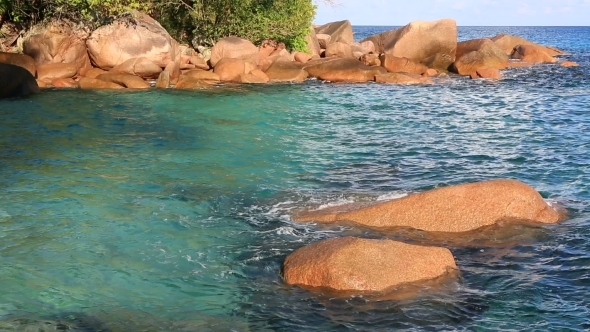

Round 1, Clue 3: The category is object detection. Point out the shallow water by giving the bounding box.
[0,27,589,331]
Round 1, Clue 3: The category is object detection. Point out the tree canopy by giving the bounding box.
[0,0,320,51]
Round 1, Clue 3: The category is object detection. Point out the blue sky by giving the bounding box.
[314,0,590,26]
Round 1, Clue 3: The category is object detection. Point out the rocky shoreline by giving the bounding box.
[0,11,581,98]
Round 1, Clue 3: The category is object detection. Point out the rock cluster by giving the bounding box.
[0,14,581,97]
[285,179,564,294]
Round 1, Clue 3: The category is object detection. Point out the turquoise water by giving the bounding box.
[0,27,589,330]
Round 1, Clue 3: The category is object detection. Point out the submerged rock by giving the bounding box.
[0,63,39,98]
[451,38,508,75]
[283,237,457,292]
[511,45,557,63]
[293,179,562,233]
[491,34,567,56]
[0,51,36,76]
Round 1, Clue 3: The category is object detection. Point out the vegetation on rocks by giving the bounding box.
[0,0,321,51]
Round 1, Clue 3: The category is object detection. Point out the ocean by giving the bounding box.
[0,26,589,331]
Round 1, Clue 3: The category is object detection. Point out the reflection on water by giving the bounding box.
[0,26,590,330]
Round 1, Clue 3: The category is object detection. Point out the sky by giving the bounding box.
[314,0,590,26]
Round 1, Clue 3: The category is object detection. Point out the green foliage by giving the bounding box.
[0,0,317,52]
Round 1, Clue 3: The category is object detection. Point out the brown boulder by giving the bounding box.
[380,55,429,74]
[156,70,170,88]
[210,36,259,68]
[360,53,381,67]
[283,237,457,292]
[451,39,508,75]
[189,56,210,70]
[239,73,268,84]
[96,73,150,89]
[213,58,247,82]
[325,42,353,58]
[491,34,567,56]
[304,58,386,83]
[375,72,433,84]
[51,78,78,88]
[361,19,457,62]
[293,179,561,233]
[423,68,438,77]
[511,45,557,63]
[561,61,579,67]
[451,51,504,76]
[78,77,124,89]
[315,20,354,46]
[304,25,322,57]
[265,59,308,82]
[293,51,312,64]
[37,63,78,81]
[174,76,214,89]
[182,69,221,82]
[471,68,501,79]
[87,11,178,70]
[111,57,162,79]
[248,69,270,82]
[0,63,40,98]
[316,34,331,49]
[421,53,454,72]
[84,68,107,79]
[23,21,91,76]
[0,52,36,76]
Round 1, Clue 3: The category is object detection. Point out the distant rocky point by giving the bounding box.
[0,13,581,97]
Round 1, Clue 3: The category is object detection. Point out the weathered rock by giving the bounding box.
[455,38,508,70]
[471,68,501,79]
[375,72,433,84]
[51,77,78,88]
[303,58,386,83]
[380,55,429,74]
[174,76,214,89]
[111,57,163,79]
[78,77,124,89]
[182,69,221,82]
[96,73,150,89]
[156,70,170,88]
[83,67,107,78]
[23,20,91,76]
[316,34,331,49]
[511,45,557,63]
[239,73,268,84]
[451,49,507,76]
[359,40,376,54]
[0,52,36,76]
[265,59,308,82]
[283,237,457,292]
[491,34,567,56]
[189,56,210,70]
[421,52,454,72]
[293,179,561,233]
[325,42,353,58]
[315,20,354,45]
[36,62,78,81]
[213,58,247,82]
[423,68,438,77]
[360,53,381,67]
[304,25,322,57]
[350,42,372,56]
[0,63,40,98]
[87,11,178,70]
[361,19,457,62]
[561,61,580,67]
[248,69,270,82]
[210,36,259,68]
[294,51,312,64]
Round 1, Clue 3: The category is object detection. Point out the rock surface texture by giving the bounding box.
[283,237,457,292]
[294,179,561,232]
[0,63,40,98]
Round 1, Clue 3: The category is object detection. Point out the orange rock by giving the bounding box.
[421,53,454,72]
[325,42,353,58]
[78,77,124,89]
[473,67,501,79]
[375,72,433,84]
[293,52,312,64]
[51,78,78,88]
[265,59,308,82]
[95,73,150,89]
[491,34,567,56]
[37,63,78,81]
[156,70,170,88]
[189,56,210,70]
[111,57,162,79]
[283,237,457,292]
[423,68,438,77]
[315,20,354,46]
[304,25,322,57]
[316,34,331,49]
[213,58,246,82]
[511,45,557,63]
[248,69,270,82]
[182,69,221,82]
[174,76,214,89]
[304,58,386,82]
[239,73,268,84]
[210,36,259,67]
[293,179,561,233]
[561,61,579,67]
[380,55,429,74]
[0,52,36,76]
[360,53,381,67]
[84,67,107,79]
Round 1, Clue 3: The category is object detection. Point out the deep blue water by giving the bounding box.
[0,27,589,331]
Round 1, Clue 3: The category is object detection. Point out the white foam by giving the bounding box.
[376,191,409,201]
